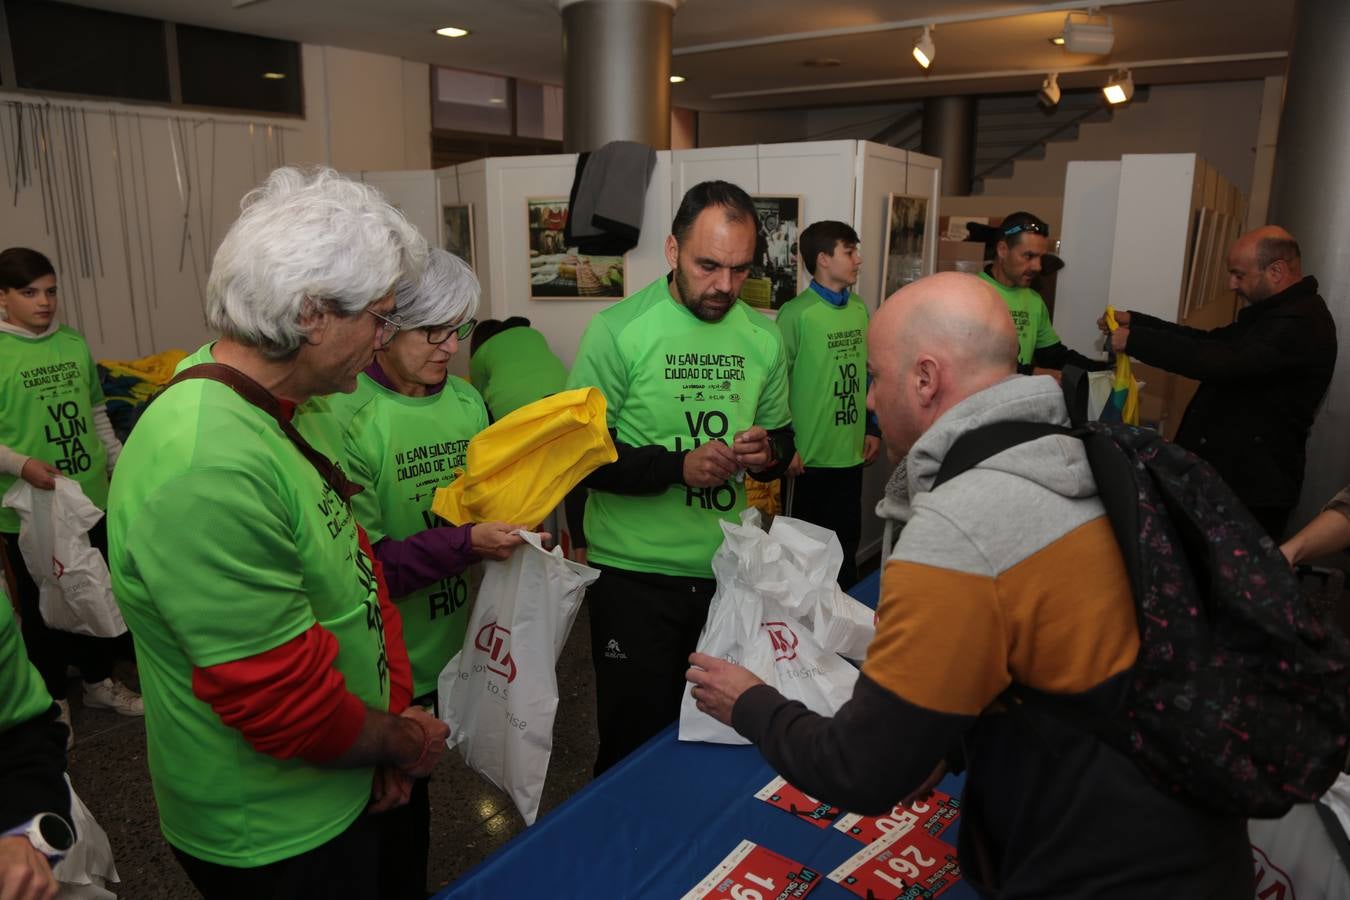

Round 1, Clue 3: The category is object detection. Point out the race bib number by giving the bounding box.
[828,828,961,899]
[754,776,842,829]
[682,840,820,900]
[833,791,960,843]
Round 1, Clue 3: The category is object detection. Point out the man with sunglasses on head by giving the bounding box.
[981,211,1110,375]
[1098,226,1336,540]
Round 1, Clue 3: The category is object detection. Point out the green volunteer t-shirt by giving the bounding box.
[567,277,791,579]
[979,270,1060,366]
[469,327,568,420]
[108,376,391,868]
[775,288,869,469]
[0,326,109,532]
[312,372,488,698]
[0,590,53,734]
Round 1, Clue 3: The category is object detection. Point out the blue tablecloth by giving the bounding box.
[436,567,979,899]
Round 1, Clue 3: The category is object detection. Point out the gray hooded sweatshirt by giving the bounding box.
[735,375,1251,899]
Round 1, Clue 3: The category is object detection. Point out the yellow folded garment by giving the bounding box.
[745,475,781,518]
[432,387,617,527]
[99,349,189,386]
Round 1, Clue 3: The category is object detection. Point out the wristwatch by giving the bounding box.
[4,813,75,862]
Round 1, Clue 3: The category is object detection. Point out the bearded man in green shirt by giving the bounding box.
[568,181,795,774]
[978,211,1109,375]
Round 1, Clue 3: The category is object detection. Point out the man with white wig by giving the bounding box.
[108,167,450,898]
[299,247,533,896]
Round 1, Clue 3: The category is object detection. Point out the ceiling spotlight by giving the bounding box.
[912,25,935,69]
[1049,35,1066,46]
[1061,12,1114,55]
[1038,72,1061,108]
[435,26,470,38]
[261,72,286,80]
[1103,69,1135,105]
[669,75,686,84]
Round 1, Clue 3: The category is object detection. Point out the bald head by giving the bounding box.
[1228,225,1302,304]
[867,273,1019,460]
[878,272,1018,380]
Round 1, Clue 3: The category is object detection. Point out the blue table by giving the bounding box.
[436,568,979,899]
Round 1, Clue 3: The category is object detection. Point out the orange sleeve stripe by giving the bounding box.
[863,518,1139,717]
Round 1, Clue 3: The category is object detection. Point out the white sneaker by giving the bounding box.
[82,678,144,717]
[55,699,74,750]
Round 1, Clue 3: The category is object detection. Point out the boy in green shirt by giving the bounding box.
[978,211,1109,375]
[776,221,881,587]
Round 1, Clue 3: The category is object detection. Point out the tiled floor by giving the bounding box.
[66,605,599,899]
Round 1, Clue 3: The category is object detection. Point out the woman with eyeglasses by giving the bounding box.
[298,248,532,899]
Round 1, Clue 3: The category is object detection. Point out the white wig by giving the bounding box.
[393,247,480,330]
[206,166,428,358]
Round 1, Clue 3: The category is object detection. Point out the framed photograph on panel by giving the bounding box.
[882,194,929,299]
[442,204,475,271]
[526,197,625,300]
[739,195,802,311]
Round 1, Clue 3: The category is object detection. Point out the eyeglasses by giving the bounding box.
[423,318,477,345]
[367,308,404,347]
[1001,222,1049,238]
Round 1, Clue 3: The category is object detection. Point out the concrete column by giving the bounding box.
[921,96,975,196]
[1269,0,1350,529]
[557,0,680,152]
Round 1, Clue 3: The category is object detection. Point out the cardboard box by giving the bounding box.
[937,239,985,274]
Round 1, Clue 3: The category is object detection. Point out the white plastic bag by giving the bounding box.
[54,776,120,899]
[2,478,125,637]
[766,515,876,661]
[679,510,863,746]
[438,531,599,825]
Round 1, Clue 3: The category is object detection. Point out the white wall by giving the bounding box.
[1054,162,1122,356]
[982,81,1265,201]
[474,151,674,370]
[0,42,432,360]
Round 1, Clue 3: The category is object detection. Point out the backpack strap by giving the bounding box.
[1315,799,1350,880]
[1060,365,1091,427]
[933,420,1073,489]
[166,363,363,504]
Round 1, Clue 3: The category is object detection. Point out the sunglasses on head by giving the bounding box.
[1001,222,1049,239]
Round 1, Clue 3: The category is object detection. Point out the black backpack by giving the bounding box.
[932,368,1350,818]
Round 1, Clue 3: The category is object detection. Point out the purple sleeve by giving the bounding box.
[372,525,480,599]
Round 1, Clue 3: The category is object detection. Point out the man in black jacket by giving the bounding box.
[1104,226,1337,538]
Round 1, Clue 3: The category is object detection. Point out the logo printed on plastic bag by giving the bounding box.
[474,621,517,682]
[763,621,799,662]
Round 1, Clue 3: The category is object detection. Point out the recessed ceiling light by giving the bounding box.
[488,98,504,104]
[669,75,686,84]
[262,72,286,80]
[1049,35,1066,46]
[436,26,470,38]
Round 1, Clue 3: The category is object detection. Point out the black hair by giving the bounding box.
[671,181,756,244]
[996,211,1051,248]
[0,247,55,290]
[797,221,859,276]
[1255,235,1301,270]
[470,316,531,356]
